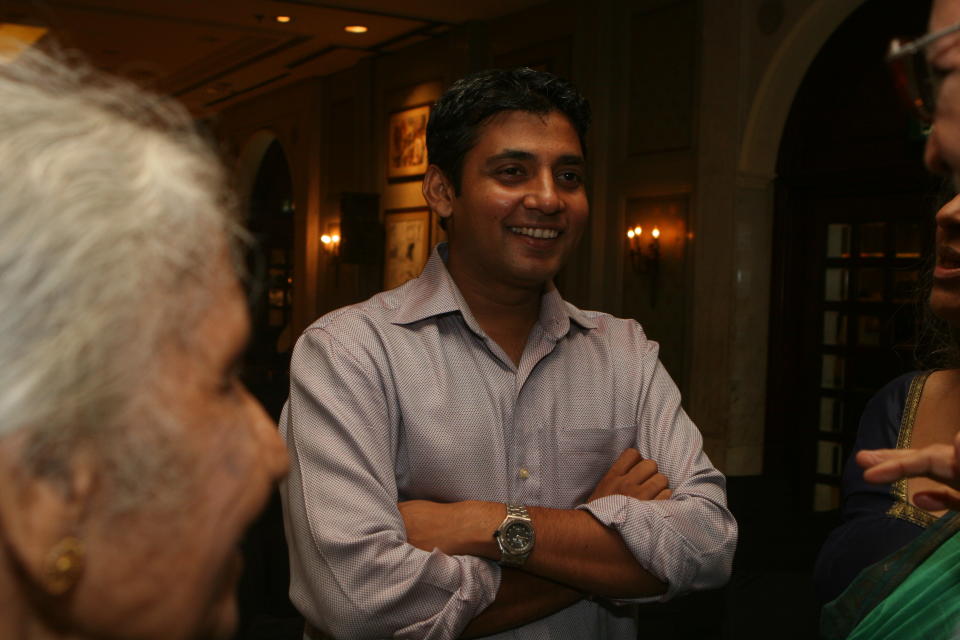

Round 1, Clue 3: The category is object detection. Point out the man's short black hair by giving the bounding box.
[426,67,591,195]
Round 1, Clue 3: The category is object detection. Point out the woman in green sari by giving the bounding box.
[822,1,960,637]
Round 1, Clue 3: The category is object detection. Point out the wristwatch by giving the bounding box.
[493,504,535,567]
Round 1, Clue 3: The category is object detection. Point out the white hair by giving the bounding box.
[0,49,244,500]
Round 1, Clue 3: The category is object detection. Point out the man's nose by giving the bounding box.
[522,173,565,215]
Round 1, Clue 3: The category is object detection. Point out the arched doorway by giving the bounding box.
[234,134,301,640]
[766,0,936,515]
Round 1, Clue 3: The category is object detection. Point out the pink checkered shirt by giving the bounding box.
[280,244,736,640]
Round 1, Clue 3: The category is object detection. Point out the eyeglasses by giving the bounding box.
[887,21,960,123]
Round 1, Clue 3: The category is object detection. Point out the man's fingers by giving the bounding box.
[628,472,669,500]
[653,489,672,501]
[622,459,659,484]
[605,448,643,477]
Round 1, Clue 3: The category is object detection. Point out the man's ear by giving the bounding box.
[0,438,95,595]
[422,164,455,222]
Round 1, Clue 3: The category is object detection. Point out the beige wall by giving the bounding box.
[215,0,865,476]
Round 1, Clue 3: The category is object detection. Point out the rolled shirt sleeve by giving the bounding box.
[280,328,500,640]
[279,248,736,638]
[578,330,737,602]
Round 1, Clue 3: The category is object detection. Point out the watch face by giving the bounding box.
[504,521,534,552]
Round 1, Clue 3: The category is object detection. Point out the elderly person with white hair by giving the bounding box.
[0,49,288,640]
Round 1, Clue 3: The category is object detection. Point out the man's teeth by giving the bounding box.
[510,227,559,239]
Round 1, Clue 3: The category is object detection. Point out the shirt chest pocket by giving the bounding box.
[554,425,638,505]
[398,419,503,502]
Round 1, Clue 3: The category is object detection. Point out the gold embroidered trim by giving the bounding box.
[886,371,938,528]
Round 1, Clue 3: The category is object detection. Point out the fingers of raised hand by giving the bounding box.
[654,489,673,501]
[914,487,960,512]
[860,445,958,486]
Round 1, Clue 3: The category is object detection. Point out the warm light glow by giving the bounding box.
[322,229,341,254]
[626,229,635,239]
[633,226,642,236]
[651,227,661,239]
[344,25,368,34]
[0,23,49,63]
[275,15,292,23]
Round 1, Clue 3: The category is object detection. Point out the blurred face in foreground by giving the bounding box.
[71,256,289,640]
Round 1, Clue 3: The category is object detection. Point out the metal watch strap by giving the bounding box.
[505,504,529,520]
[495,504,534,567]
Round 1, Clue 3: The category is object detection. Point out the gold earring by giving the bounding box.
[44,536,84,595]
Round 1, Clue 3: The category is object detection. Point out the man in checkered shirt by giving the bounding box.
[280,68,737,640]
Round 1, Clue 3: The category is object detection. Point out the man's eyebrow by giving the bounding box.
[485,149,535,163]
[556,154,585,166]
[484,150,585,165]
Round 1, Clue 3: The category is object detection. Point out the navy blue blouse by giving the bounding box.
[813,371,932,604]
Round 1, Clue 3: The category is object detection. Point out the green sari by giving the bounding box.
[822,512,960,639]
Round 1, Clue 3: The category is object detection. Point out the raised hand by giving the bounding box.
[857,431,960,511]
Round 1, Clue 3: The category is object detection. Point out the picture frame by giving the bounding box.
[383,208,430,290]
[387,104,430,180]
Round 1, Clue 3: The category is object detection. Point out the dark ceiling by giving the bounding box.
[2,0,547,114]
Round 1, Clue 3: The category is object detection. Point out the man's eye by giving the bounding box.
[497,166,525,178]
[558,171,583,185]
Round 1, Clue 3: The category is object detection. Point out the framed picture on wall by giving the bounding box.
[387,104,430,180]
[384,208,430,290]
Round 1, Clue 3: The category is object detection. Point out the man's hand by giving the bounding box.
[588,448,672,502]
[858,431,960,511]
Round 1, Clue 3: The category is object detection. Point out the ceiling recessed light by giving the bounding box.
[275,15,292,23]
[344,25,368,34]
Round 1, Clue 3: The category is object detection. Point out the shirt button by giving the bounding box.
[518,468,530,479]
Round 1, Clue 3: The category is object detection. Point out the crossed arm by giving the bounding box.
[283,327,735,639]
[399,448,672,636]
[858,430,960,511]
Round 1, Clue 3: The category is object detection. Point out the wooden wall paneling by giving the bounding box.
[627,0,698,156]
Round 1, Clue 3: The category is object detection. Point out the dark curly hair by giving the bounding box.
[426,67,591,195]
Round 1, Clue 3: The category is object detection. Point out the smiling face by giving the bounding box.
[438,109,589,293]
[931,194,960,326]
[927,2,960,327]
[72,260,289,640]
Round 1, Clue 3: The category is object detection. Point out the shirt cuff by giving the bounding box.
[577,494,697,603]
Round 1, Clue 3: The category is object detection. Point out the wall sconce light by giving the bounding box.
[321,230,341,257]
[626,224,661,305]
[626,225,660,272]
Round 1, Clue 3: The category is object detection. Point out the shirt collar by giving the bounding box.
[391,242,598,337]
